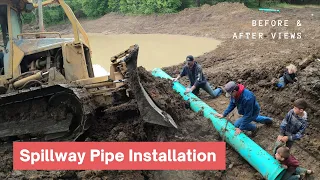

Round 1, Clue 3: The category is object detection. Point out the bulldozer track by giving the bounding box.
[0,84,95,142]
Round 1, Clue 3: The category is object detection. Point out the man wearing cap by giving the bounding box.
[172,55,222,98]
[215,81,273,136]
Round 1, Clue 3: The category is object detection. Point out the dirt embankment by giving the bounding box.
[45,3,320,41]
[7,2,320,179]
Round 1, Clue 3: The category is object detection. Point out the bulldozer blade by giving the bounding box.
[125,45,178,129]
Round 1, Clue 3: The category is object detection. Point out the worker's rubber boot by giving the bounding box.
[251,126,260,137]
[264,120,273,126]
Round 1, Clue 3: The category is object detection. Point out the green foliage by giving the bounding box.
[21,0,86,25]
[82,0,108,17]
[179,0,196,10]
[21,0,319,25]
[21,12,36,24]
[117,0,182,14]
[119,0,130,13]
[43,6,65,25]
[108,0,120,12]
[66,0,86,18]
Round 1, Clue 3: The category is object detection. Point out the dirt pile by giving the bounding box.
[86,66,220,144]
[137,67,220,142]
[45,2,320,42]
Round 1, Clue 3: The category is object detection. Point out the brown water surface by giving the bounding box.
[86,33,221,72]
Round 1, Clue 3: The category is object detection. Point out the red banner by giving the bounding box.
[13,142,225,170]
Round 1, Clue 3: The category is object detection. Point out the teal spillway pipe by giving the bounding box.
[259,8,280,12]
[151,68,285,180]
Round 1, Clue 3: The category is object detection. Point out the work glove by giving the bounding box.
[185,88,192,93]
[172,78,178,82]
[214,113,224,118]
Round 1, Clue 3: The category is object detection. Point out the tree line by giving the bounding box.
[22,0,319,25]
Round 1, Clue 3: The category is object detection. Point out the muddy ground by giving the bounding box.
[2,2,320,180]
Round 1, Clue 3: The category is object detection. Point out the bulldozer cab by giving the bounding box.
[0,1,28,80]
[0,0,95,85]
[0,4,9,76]
[0,5,8,48]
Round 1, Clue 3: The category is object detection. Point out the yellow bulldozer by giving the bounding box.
[0,0,177,142]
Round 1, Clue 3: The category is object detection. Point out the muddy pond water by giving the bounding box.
[86,33,220,74]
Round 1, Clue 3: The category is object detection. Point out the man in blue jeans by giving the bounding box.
[172,55,222,98]
[215,81,273,136]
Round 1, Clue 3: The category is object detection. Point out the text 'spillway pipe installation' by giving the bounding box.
[151,68,285,180]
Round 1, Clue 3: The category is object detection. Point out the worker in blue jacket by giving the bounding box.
[215,81,273,136]
[172,55,222,98]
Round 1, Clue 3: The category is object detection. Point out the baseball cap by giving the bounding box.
[224,81,237,93]
[186,55,194,61]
